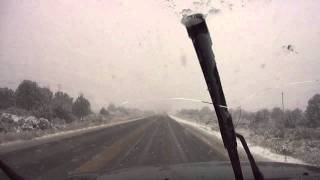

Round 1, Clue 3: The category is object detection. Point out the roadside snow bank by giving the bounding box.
[170,115,311,166]
[34,117,144,141]
[0,113,51,132]
[0,117,144,148]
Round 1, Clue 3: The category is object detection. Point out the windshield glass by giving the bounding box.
[1,0,320,180]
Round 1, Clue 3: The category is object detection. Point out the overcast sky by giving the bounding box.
[1,0,320,112]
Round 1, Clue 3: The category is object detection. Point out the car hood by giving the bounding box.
[65,161,320,180]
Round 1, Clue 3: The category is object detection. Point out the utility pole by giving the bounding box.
[281,92,285,113]
[281,91,287,162]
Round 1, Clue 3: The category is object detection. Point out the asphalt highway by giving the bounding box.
[0,115,230,180]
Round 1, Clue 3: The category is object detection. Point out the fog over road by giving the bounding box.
[0,115,231,180]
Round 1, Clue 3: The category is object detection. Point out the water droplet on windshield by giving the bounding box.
[208,7,220,15]
[180,55,187,67]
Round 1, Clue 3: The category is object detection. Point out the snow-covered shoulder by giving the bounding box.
[169,115,311,166]
[0,117,144,154]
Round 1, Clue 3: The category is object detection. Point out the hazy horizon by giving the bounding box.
[1,0,320,112]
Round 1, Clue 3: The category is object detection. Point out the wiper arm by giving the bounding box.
[182,14,263,180]
[236,133,264,180]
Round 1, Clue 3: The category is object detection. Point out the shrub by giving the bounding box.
[15,80,53,111]
[72,94,91,120]
[15,80,42,110]
[2,107,30,116]
[99,107,109,116]
[305,94,320,127]
[0,87,15,109]
[32,104,53,120]
[51,91,73,120]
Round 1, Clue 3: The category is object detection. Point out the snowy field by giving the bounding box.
[170,115,311,166]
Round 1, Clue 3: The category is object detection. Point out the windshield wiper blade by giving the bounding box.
[182,14,263,180]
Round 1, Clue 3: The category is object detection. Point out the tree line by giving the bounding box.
[234,94,320,129]
[177,93,320,130]
[0,80,92,122]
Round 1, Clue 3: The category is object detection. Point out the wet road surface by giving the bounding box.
[0,115,228,180]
